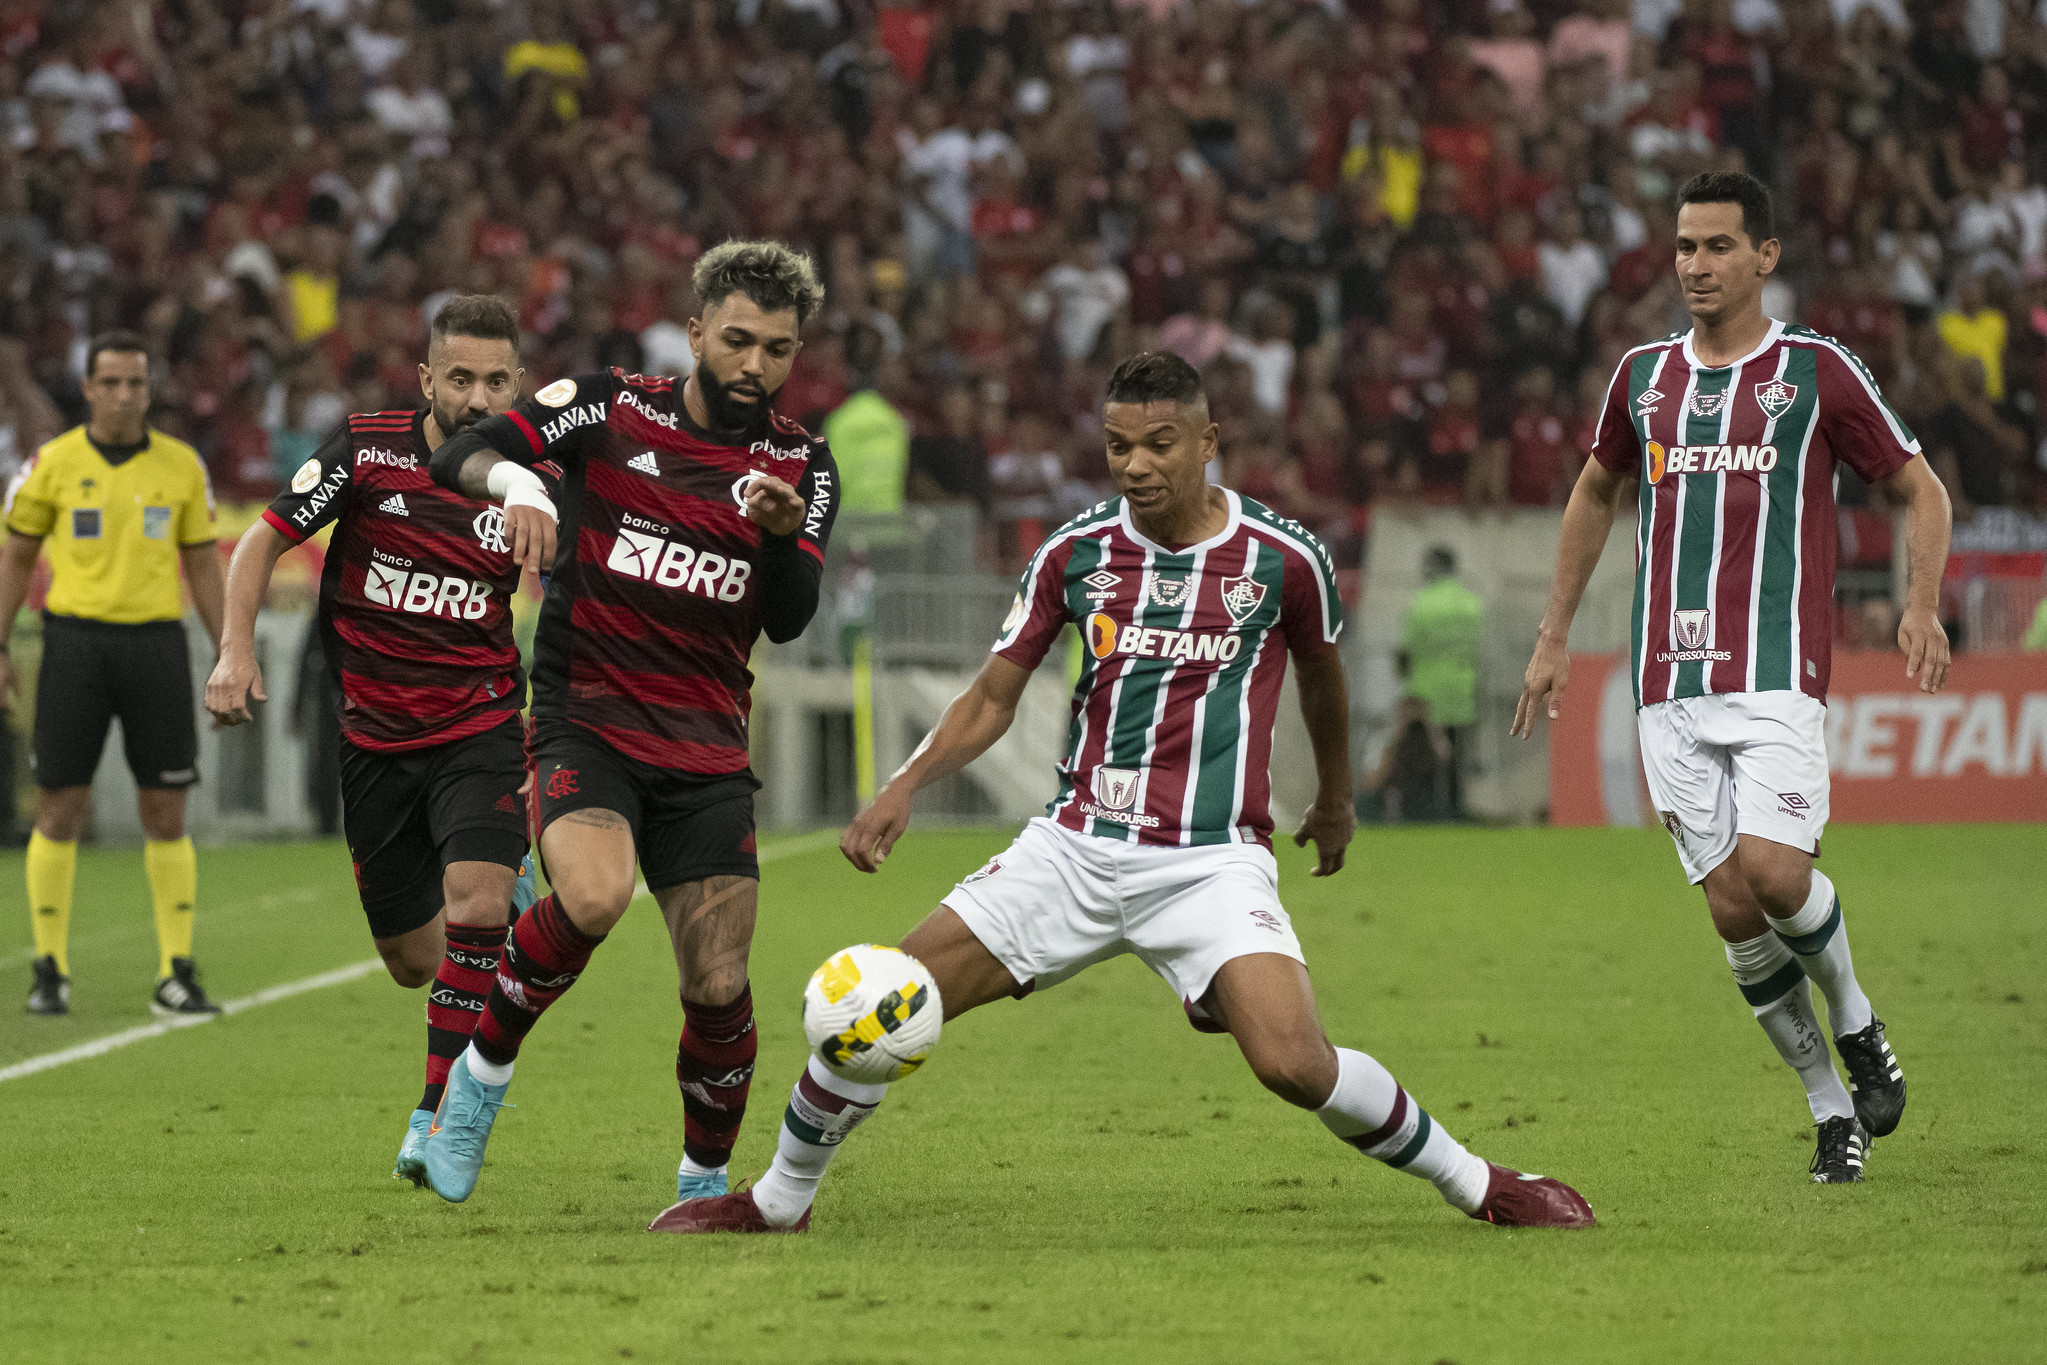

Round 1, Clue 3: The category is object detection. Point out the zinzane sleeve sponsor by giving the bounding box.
[1270,525,1343,652]
[1589,354,1644,475]
[428,370,618,491]
[1815,342,1920,484]
[991,533,1074,671]
[261,424,353,543]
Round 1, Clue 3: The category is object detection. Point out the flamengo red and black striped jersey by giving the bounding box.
[262,410,554,751]
[1590,321,1919,708]
[993,491,1342,849]
[435,370,837,773]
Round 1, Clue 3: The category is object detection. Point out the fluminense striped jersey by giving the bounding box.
[1590,321,1918,707]
[993,491,1342,849]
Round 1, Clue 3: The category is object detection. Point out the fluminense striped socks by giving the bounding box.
[1316,1047,1490,1214]
[1766,870,1874,1037]
[1726,929,1853,1122]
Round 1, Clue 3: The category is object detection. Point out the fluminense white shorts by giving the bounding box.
[1636,690,1831,884]
[942,817,1306,1013]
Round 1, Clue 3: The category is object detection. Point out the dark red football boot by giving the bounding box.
[647,1191,810,1234]
[1470,1162,1596,1228]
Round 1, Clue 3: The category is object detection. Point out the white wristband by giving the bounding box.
[486,461,556,523]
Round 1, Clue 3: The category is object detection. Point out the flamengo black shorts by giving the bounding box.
[532,722,760,892]
[339,716,530,940]
[33,613,198,790]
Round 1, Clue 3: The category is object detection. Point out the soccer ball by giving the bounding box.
[801,944,943,1084]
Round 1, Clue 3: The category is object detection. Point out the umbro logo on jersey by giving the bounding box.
[628,451,661,476]
[380,493,408,516]
[1687,390,1728,418]
[1082,569,1120,602]
[1755,379,1798,420]
[1635,388,1664,413]
[1777,791,1811,820]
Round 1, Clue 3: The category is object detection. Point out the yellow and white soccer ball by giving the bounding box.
[801,944,943,1084]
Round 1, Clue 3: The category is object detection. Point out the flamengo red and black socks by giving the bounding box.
[420,923,506,1113]
[676,984,758,1172]
[470,894,604,1071]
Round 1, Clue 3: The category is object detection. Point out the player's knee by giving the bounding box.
[1247,1042,1338,1110]
[551,877,633,934]
[444,879,514,927]
[35,789,90,841]
[378,943,436,989]
[1739,854,1811,918]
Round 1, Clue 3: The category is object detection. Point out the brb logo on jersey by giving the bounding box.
[607,513,754,601]
[362,551,495,620]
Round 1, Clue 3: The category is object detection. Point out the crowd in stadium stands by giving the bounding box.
[2,0,2047,593]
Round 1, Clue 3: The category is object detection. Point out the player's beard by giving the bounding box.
[695,362,775,435]
[429,392,484,444]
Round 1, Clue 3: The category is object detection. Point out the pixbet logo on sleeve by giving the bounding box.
[605,515,753,601]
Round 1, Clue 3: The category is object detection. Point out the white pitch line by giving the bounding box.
[0,829,847,1086]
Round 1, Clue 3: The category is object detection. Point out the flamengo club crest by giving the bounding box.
[1093,766,1141,811]
[1220,574,1266,625]
[1672,608,1712,651]
[1754,378,1797,421]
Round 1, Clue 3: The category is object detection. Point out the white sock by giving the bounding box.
[1725,931,1853,1122]
[751,1057,888,1227]
[464,1043,513,1087]
[1766,870,1874,1037]
[677,1154,726,1183]
[1316,1047,1491,1215]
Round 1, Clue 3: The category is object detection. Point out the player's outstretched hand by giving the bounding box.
[505,503,556,586]
[1511,631,1571,739]
[841,787,912,873]
[1294,798,1354,877]
[1899,605,1950,694]
[743,474,807,538]
[204,652,266,727]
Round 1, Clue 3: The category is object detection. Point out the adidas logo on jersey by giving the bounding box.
[380,494,408,516]
[628,451,661,476]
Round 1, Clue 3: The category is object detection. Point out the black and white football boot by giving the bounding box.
[1809,1115,1869,1184]
[1833,1018,1905,1138]
[150,956,223,1017]
[26,954,69,1015]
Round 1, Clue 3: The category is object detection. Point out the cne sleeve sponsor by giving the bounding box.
[261,422,355,544]
[1589,353,1645,475]
[991,533,1076,670]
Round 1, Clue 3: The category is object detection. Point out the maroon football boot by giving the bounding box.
[1469,1162,1596,1228]
[648,1191,810,1235]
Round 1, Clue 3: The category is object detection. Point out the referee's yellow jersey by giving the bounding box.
[3,427,216,623]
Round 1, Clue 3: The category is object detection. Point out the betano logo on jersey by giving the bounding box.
[1645,441,1780,483]
[362,551,496,620]
[1088,612,1243,663]
[605,513,754,601]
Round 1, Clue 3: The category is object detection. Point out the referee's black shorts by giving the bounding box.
[32,612,198,791]
[339,717,530,941]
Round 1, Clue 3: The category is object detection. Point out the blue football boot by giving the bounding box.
[422,1052,512,1203]
[393,1108,434,1186]
[676,1161,729,1202]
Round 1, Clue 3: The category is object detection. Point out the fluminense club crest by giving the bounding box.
[1754,378,1797,421]
[1687,390,1728,418]
[1220,574,1266,625]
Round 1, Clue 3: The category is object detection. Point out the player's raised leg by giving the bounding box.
[649,905,1021,1233]
[661,875,760,1202]
[422,810,629,1203]
[1205,952,1593,1227]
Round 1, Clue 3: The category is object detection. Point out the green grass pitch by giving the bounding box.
[2,824,2043,1363]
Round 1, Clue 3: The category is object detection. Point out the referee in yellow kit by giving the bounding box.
[0,332,228,1016]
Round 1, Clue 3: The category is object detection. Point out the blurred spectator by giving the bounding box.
[907,385,989,506]
[1031,238,1129,364]
[1938,273,2009,400]
[1397,546,1482,819]
[1538,205,1607,330]
[1159,277,1241,372]
[1365,694,1451,824]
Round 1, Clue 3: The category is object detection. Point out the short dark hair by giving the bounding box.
[692,239,826,327]
[85,330,150,379]
[429,294,521,355]
[1677,170,1775,248]
[1105,351,1205,407]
